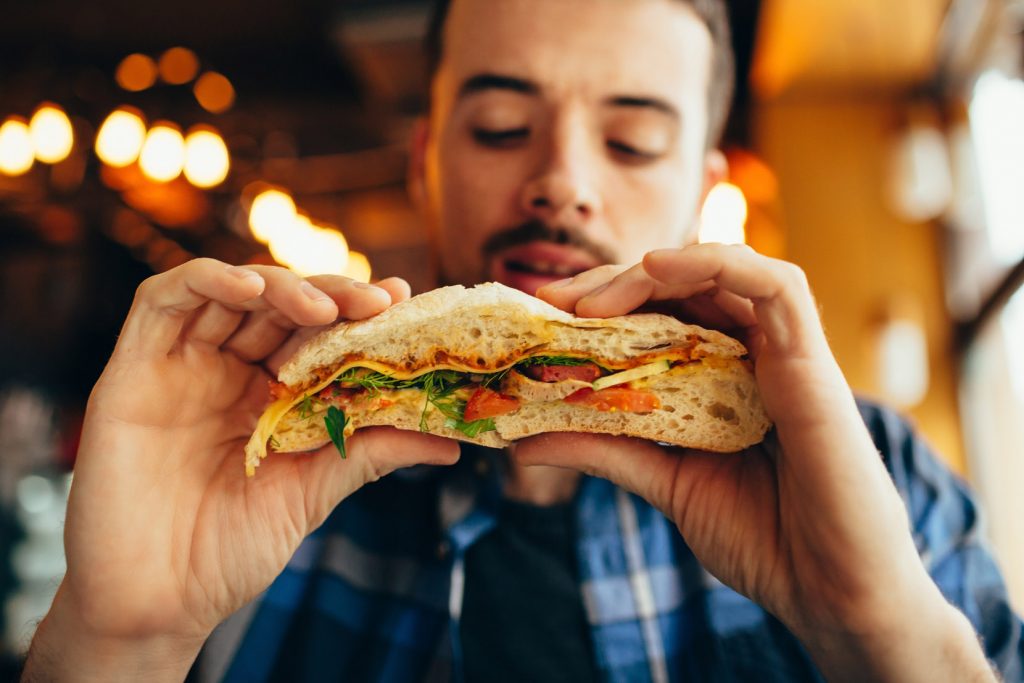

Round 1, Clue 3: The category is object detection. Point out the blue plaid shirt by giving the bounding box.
[198,401,1023,682]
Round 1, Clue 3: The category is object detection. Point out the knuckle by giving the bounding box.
[133,273,163,301]
[778,262,809,290]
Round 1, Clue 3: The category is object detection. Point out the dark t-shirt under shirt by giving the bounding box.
[460,498,599,682]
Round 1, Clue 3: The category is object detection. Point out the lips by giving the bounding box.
[490,241,604,295]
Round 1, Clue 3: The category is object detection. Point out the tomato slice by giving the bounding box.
[563,386,661,413]
[521,362,603,383]
[316,385,358,404]
[464,387,521,422]
[269,380,291,401]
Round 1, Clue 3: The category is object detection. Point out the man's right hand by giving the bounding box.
[23,258,459,681]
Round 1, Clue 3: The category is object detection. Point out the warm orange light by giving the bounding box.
[193,71,236,114]
[183,129,229,188]
[343,251,372,283]
[139,124,185,182]
[158,47,199,85]
[0,118,35,176]
[29,105,74,164]
[115,53,158,92]
[699,182,748,245]
[268,217,350,277]
[95,108,147,167]
[249,189,297,243]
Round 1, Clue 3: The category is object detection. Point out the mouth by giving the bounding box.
[502,260,588,277]
[490,241,605,295]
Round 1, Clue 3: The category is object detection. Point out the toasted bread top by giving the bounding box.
[278,282,747,390]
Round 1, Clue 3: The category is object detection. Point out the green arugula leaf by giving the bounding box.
[297,394,321,421]
[324,406,349,459]
[515,355,594,367]
[446,416,497,437]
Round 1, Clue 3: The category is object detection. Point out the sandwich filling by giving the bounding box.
[246,353,713,475]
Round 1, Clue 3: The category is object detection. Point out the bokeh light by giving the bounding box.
[343,251,372,283]
[158,47,199,85]
[29,105,74,164]
[115,53,158,92]
[268,216,350,277]
[139,124,185,182]
[96,109,147,168]
[699,182,748,245]
[183,128,230,188]
[0,118,35,176]
[249,189,297,243]
[193,72,236,114]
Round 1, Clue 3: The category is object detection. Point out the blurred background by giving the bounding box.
[0,0,1022,673]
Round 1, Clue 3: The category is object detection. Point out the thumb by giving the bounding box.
[297,427,460,530]
[512,432,688,517]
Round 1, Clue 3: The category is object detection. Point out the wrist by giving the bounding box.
[791,584,995,683]
[22,584,205,683]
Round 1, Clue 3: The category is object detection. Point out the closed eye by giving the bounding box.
[473,127,530,147]
[607,140,662,163]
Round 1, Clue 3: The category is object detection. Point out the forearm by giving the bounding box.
[796,591,997,683]
[21,586,203,683]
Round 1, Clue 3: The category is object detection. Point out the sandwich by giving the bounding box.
[244,282,772,476]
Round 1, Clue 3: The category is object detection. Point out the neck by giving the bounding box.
[502,445,581,506]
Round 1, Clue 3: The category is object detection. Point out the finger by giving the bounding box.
[658,289,758,334]
[181,302,247,349]
[294,427,460,531]
[222,310,296,364]
[121,259,269,358]
[263,325,330,376]
[240,276,396,371]
[574,263,717,318]
[535,264,630,312]
[222,275,393,365]
[374,277,412,305]
[512,432,687,517]
[645,246,826,355]
[302,274,393,321]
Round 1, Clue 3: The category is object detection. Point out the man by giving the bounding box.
[22,0,1023,681]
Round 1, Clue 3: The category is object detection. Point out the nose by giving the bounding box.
[520,117,601,228]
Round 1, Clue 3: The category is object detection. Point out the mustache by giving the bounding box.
[481,220,617,265]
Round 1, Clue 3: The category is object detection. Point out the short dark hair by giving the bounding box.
[424,0,735,148]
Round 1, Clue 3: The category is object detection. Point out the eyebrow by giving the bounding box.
[458,73,540,98]
[457,72,680,121]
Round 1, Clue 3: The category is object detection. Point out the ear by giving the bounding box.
[699,148,728,207]
[684,149,728,246]
[407,116,430,211]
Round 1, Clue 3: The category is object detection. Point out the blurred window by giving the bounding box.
[954,67,1024,612]
[968,71,1024,267]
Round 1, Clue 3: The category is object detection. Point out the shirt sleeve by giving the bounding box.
[857,399,1024,680]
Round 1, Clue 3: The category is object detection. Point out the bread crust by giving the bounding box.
[277,282,747,392]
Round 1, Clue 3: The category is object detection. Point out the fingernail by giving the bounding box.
[300,281,332,303]
[582,282,611,300]
[352,281,384,292]
[547,277,575,290]
[226,265,262,281]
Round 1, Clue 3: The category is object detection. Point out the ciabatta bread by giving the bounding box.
[245,282,772,475]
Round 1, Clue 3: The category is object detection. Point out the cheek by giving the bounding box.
[438,147,525,235]
[431,144,530,280]
[605,166,702,261]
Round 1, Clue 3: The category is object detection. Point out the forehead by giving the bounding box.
[439,0,713,106]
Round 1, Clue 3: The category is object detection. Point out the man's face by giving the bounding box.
[415,0,719,294]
